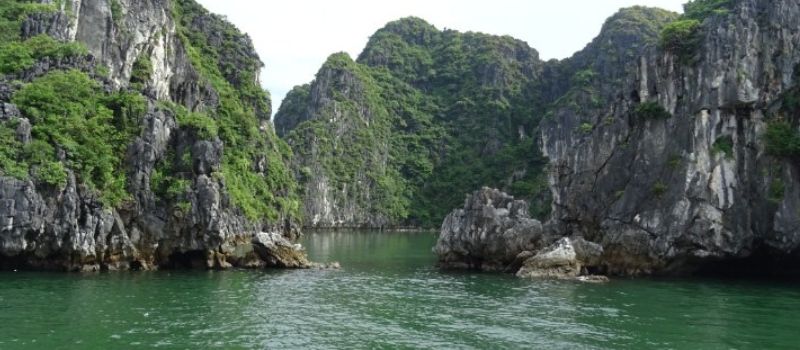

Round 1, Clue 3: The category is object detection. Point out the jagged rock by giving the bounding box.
[14,118,31,144]
[252,232,311,268]
[516,237,606,280]
[433,188,548,271]
[0,0,308,271]
[540,0,800,275]
[191,140,223,175]
[0,103,20,120]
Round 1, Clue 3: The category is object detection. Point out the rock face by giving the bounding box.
[434,0,800,277]
[540,0,800,275]
[434,188,548,271]
[0,0,307,271]
[275,54,395,228]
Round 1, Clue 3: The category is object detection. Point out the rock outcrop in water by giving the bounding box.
[434,188,548,271]
[434,188,606,280]
[0,0,307,271]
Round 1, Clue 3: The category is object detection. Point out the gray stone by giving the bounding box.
[433,187,548,271]
[538,0,800,275]
[0,0,308,271]
[516,237,606,280]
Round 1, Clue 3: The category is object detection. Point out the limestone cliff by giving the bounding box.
[541,0,800,275]
[435,0,800,276]
[0,0,306,271]
[275,18,550,229]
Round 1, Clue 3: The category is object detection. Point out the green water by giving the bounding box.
[1,231,799,349]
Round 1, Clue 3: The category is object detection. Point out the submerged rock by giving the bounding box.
[434,188,548,271]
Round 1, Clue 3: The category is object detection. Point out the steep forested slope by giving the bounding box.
[275,9,677,228]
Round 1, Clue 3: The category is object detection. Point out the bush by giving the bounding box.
[129,53,152,90]
[578,123,593,134]
[177,110,218,139]
[660,19,701,63]
[768,179,785,203]
[0,1,57,42]
[712,135,734,158]
[652,181,668,197]
[0,41,34,73]
[683,0,732,21]
[635,101,672,119]
[25,34,87,59]
[765,121,800,157]
[572,69,597,87]
[0,122,28,178]
[0,35,86,74]
[33,161,67,187]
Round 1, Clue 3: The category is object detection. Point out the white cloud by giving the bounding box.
[195,0,686,116]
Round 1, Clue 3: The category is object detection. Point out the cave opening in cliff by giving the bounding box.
[165,250,208,269]
[692,247,800,280]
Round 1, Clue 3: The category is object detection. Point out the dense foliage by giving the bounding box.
[0,0,55,42]
[659,0,732,63]
[280,17,553,227]
[172,0,298,221]
[765,121,800,158]
[682,0,732,21]
[0,1,144,206]
[635,101,672,119]
[659,19,701,62]
[5,70,146,205]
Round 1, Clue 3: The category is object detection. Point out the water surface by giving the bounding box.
[1,231,798,349]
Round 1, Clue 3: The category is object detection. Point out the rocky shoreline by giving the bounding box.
[434,188,610,281]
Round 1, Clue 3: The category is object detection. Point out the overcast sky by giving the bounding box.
[195,0,686,116]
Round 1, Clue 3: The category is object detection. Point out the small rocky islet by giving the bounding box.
[0,0,798,283]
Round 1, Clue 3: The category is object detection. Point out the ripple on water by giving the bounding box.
[1,232,800,349]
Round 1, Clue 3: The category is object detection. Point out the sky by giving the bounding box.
[195,0,686,117]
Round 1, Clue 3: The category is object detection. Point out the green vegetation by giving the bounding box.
[150,149,191,201]
[659,19,701,63]
[572,69,597,87]
[0,34,86,74]
[109,0,122,26]
[172,0,298,221]
[668,154,682,169]
[1,2,84,75]
[579,123,593,134]
[712,135,734,158]
[5,70,146,204]
[765,120,800,157]
[682,0,732,21]
[768,178,785,203]
[652,181,668,197]
[0,1,56,42]
[635,101,672,119]
[281,17,553,227]
[129,52,153,90]
[659,0,732,64]
[160,101,218,139]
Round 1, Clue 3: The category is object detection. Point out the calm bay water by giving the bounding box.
[1,231,799,349]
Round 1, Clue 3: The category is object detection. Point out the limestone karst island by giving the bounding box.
[0,0,798,348]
